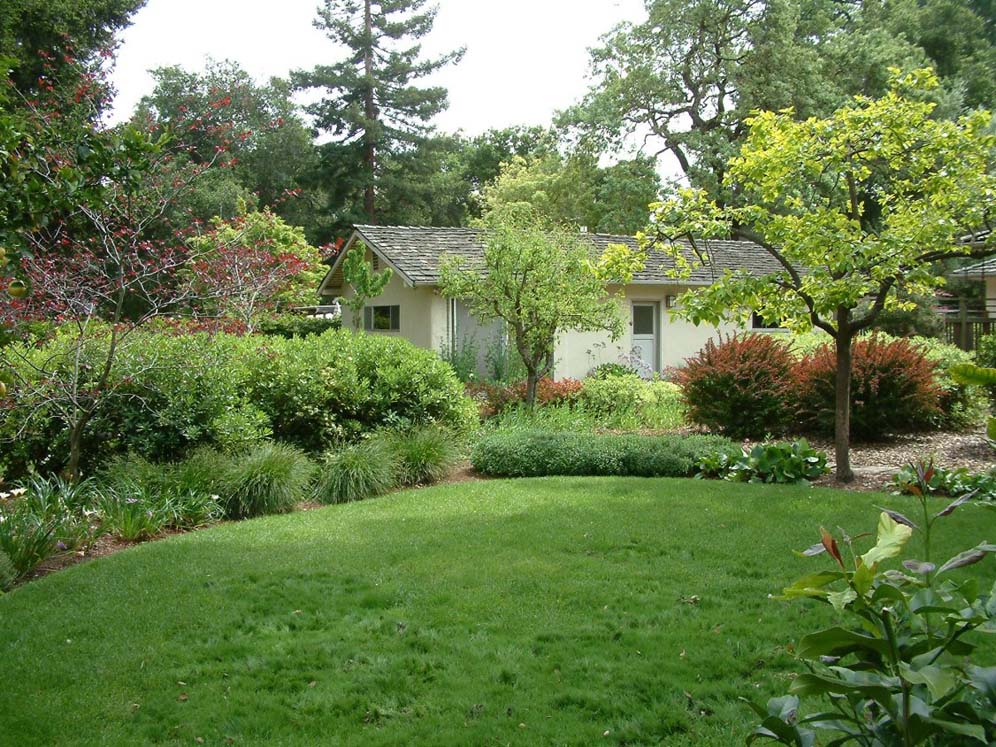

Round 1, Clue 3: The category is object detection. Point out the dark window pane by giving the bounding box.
[633,305,655,335]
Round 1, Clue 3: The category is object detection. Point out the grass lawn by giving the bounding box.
[2,478,992,746]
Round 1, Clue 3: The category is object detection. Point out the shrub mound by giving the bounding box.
[676,334,795,439]
[793,335,941,440]
[471,431,739,478]
[0,328,475,478]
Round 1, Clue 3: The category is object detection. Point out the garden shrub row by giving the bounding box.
[0,328,475,478]
[471,431,740,478]
[679,333,986,440]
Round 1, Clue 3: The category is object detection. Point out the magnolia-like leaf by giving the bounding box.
[937,543,996,575]
[797,627,891,660]
[935,492,976,519]
[922,718,987,743]
[789,672,893,702]
[874,506,918,529]
[899,663,957,700]
[860,513,913,569]
[781,571,845,600]
[821,527,844,568]
[902,559,936,575]
[798,543,826,557]
[827,588,858,612]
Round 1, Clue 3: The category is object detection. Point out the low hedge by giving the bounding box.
[471,431,740,478]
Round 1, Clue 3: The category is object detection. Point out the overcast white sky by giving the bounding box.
[110,0,647,136]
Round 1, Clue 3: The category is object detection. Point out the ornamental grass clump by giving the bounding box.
[386,426,459,487]
[220,442,314,519]
[313,439,397,505]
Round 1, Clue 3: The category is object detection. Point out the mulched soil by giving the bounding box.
[808,426,994,492]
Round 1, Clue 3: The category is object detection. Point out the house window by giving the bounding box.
[751,312,784,330]
[364,305,400,331]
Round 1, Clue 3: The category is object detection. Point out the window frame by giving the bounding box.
[364,304,401,332]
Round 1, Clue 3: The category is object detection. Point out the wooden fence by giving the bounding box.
[943,317,994,351]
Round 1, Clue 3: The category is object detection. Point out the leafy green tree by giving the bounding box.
[439,203,626,407]
[341,243,393,327]
[564,0,996,203]
[0,0,145,96]
[292,0,464,224]
[134,60,318,225]
[642,70,995,481]
[481,152,660,234]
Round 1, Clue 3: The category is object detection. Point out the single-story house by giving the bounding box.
[950,256,996,317]
[317,225,784,379]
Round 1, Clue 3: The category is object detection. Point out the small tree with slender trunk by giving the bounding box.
[439,203,626,407]
[0,61,230,480]
[641,69,994,481]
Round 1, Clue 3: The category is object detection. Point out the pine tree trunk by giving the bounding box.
[363,0,377,223]
[834,316,854,483]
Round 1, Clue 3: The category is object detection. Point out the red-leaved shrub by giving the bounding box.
[676,334,795,439]
[792,335,941,440]
[465,378,583,417]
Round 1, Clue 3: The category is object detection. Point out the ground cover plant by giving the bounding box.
[697,440,829,485]
[471,431,739,477]
[1,479,992,745]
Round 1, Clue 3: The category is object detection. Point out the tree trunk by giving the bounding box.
[363,0,377,223]
[834,317,854,483]
[65,414,91,482]
[524,367,539,409]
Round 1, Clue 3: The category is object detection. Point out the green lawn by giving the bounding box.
[1,478,991,746]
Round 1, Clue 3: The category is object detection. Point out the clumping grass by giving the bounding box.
[220,442,314,519]
[313,439,397,504]
[1,478,993,745]
[386,426,458,486]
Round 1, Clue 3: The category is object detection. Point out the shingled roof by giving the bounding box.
[320,224,783,292]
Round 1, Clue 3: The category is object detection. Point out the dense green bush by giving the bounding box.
[313,439,397,505]
[793,335,941,440]
[0,328,475,478]
[976,333,996,405]
[676,334,796,439]
[588,362,640,379]
[255,314,341,339]
[220,442,314,519]
[471,431,739,478]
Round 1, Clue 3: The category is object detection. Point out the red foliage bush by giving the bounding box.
[792,335,941,440]
[675,334,796,439]
[465,377,583,418]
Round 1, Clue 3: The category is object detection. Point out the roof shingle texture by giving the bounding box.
[352,225,783,286]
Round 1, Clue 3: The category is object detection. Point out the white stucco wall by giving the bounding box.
[552,285,750,379]
[337,263,447,350]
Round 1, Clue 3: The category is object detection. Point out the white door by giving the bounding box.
[631,303,658,375]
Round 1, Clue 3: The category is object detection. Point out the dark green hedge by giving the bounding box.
[471,431,740,478]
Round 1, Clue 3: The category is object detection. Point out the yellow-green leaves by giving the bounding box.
[860,512,914,569]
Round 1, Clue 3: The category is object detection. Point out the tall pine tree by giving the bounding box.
[293,0,463,225]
